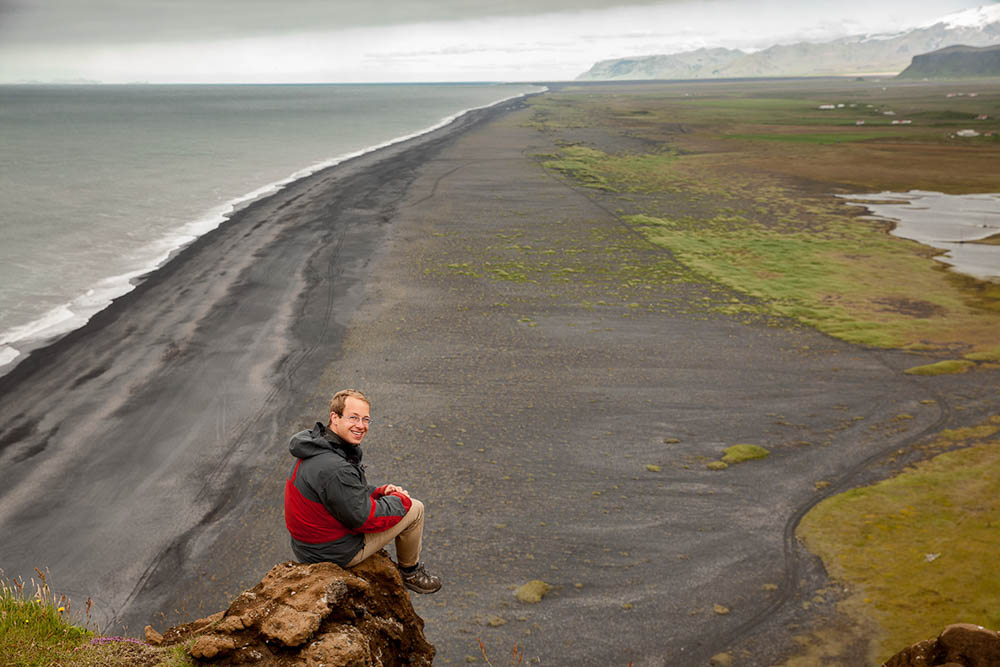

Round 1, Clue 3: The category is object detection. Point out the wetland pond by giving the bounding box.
[838,191,1000,282]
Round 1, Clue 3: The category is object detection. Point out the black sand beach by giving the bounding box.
[2,88,998,665]
[0,99,526,630]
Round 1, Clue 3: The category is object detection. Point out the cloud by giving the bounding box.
[0,0,676,44]
[0,0,986,82]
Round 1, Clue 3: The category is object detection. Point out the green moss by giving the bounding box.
[542,146,616,191]
[516,580,552,603]
[965,345,1000,363]
[797,420,1000,661]
[936,420,1000,442]
[722,444,770,463]
[487,262,531,283]
[903,360,976,376]
[706,461,729,471]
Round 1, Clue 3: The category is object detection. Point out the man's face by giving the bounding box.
[330,396,370,446]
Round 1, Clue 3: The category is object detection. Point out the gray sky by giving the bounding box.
[0,0,677,42]
[0,0,990,82]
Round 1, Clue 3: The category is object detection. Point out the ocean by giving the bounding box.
[0,83,541,371]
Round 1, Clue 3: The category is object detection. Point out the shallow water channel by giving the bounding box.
[838,190,1000,282]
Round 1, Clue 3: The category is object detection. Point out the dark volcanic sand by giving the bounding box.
[1,89,998,666]
[0,100,525,630]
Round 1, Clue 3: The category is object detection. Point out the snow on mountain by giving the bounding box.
[578,4,1000,80]
[921,3,1000,29]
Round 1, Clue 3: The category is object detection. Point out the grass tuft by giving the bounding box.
[722,444,770,463]
[0,570,194,666]
[515,580,551,604]
[964,345,1000,363]
[903,360,976,376]
[0,569,94,666]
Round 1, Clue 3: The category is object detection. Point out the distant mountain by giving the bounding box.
[897,43,1000,78]
[578,4,1000,80]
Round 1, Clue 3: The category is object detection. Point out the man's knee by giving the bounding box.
[407,498,425,521]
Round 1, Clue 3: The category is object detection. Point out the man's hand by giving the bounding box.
[383,484,410,498]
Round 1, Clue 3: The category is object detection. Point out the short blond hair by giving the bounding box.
[329,389,370,420]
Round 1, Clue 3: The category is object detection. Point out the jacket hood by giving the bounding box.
[289,422,363,462]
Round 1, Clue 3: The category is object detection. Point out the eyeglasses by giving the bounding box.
[341,414,372,426]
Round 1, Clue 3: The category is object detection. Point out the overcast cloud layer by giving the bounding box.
[0,0,989,82]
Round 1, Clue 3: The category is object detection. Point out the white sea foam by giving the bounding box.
[0,85,544,373]
[0,304,76,351]
[0,346,22,368]
[0,269,157,370]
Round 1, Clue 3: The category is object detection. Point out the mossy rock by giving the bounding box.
[904,359,976,375]
[516,580,551,604]
[706,461,729,471]
[722,444,770,464]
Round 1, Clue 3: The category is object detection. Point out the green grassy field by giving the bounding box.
[532,79,1000,363]
[798,417,1000,662]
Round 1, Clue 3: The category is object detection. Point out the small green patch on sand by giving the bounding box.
[722,444,770,463]
[965,345,1000,363]
[706,461,729,471]
[542,147,616,191]
[543,145,681,193]
[936,418,1000,443]
[903,360,976,376]
[516,580,551,604]
[797,417,1000,661]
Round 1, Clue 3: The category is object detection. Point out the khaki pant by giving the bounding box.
[346,498,424,568]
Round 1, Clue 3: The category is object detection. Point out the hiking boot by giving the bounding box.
[399,563,442,594]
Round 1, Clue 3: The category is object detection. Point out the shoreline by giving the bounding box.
[0,85,543,378]
[0,93,533,631]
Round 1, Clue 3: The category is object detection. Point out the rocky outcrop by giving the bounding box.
[149,552,434,665]
[897,44,1000,79]
[882,623,1000,667]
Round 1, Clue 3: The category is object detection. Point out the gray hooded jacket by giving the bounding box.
[283,422,410,566]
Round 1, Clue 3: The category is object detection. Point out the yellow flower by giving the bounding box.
[58,606,65,612]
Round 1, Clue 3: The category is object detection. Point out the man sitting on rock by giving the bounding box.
[283,389,442,594]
